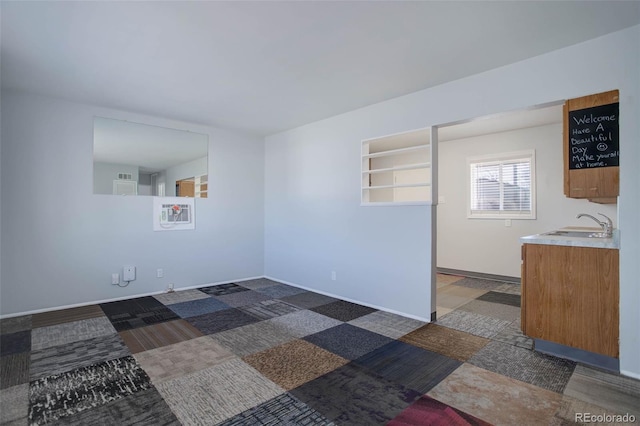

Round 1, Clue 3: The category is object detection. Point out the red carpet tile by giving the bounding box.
[388,395,491,426]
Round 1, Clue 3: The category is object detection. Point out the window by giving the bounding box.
[468,150,535,219]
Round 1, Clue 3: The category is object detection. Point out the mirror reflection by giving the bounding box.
[93,117,208,197]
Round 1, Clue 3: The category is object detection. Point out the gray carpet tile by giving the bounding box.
[214,290,273,308]
[0,384,28,424]
[0,316,31,335]
[99,297,179,331]
[493,283,522,295]
[310,300,377,322]
[31,317,117,351]
[28,355,152,424]
[279,292,339,310]
[0,330,30,356]
[166,297,231,318]
[436,310,511,338]
[52,388,180,426]
[30,333,130,381]
[267,310,343,338]
[458,299,521,322]
[254,284,309,299]
[198,283,249,296]
[354,340,462,394]
[469,341,576,393]
[156,358,285,425]
[185,308,260,335]
[564,364,640,418]
[212,321,297,357]
[0,352,30,390]
[453,277,507,291]
[219,393,335,426]
[348,311,426,339]
[237,278,281,290]
[290,363,421,425]
[492,321,533,350]
[476,291,521,307]
[153,289,212,305]
[238,299,301,320]
[303,324,393,360]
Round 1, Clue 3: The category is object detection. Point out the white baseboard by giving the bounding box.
[263,275,432,323]
[620,369,640,380]
[0,275,264,319]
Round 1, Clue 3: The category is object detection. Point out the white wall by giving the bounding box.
[265,25,640,377]
[438,123,617,278]
[0,92,265,315]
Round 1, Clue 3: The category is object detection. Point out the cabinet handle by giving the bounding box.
[590,187,598,191]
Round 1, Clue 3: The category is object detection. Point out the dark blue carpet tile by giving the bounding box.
[354,340,462,394]
[218,393,335,426]
[99,297,179,331]
[28,355,152,424]
[185,308,260,335]
[254,284,309,299]
[310,300,377,322]
[476,291,521,307]
[0,352,30,389]
[0,330,31,356]
[198,283,249,296]
[166,297,231,318]
[303,324,393,360]
[290,363,421,425]
[53,388,180,425]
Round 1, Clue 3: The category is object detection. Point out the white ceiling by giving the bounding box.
[2,2,638,136]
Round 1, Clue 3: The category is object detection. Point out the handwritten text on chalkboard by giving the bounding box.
[569,103,619,170]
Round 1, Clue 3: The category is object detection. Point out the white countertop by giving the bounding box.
[520,226,620,249]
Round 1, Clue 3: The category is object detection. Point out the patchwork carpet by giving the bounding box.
[1,276,637,425]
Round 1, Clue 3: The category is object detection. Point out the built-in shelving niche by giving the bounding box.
[361,128,433,205]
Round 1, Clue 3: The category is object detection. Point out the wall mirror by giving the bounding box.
[93,117,209,197]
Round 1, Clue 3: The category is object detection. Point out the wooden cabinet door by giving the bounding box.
[564,90,619,203]
[522,244,619,358]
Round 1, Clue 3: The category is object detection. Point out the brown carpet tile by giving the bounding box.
[134,336,236,384]
[400,323,490,362]
[243,339,349,390]
[119,319,203,353]
[31,305,105,328]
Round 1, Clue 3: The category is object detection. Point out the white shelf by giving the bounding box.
[363,162,431,174]
[363,183,431,190]
[363,144,430,159]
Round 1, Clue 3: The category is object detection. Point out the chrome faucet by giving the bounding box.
[576,213,613,237]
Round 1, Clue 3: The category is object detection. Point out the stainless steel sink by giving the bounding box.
[544,230,607,238]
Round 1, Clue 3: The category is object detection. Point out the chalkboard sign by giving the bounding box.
[568,102,619,169]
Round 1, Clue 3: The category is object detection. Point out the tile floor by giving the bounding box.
[1,275,639,425]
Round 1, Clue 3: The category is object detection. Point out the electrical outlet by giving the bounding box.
[331,271,336,281]
[111,273,120,285]
[167,283,175,293]
[157,268,164,278]
[505,219,512,227]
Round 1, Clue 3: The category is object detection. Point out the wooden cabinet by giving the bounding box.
[521,243,619,358]
[563,90,619,204]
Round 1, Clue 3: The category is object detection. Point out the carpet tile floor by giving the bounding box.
[1,275,639,425]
